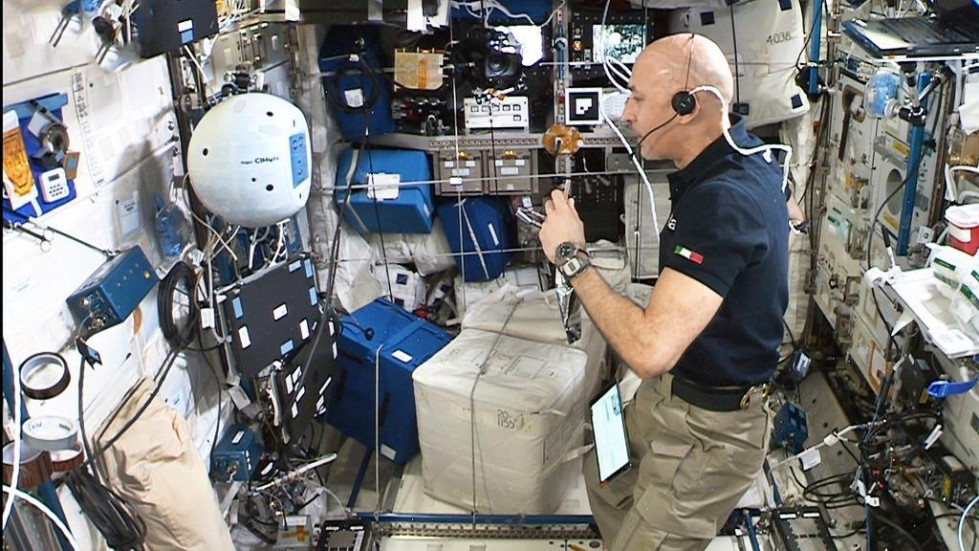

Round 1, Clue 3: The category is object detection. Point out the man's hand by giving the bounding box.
[539,189,587,263]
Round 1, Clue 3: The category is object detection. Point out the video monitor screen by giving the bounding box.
[592,24,646,63]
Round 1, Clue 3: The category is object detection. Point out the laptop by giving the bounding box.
[842,0,979,58]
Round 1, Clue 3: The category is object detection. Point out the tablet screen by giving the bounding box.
[590,383,630,483]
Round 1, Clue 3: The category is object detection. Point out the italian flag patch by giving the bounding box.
[674,246,704,265]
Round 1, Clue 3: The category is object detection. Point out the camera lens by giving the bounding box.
[487,54,505,73]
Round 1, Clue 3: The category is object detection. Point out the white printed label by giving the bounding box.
[392,350,413,363]
[515,159,526,166]
[500,167,519,176]
[380,444,396,460]
[488,223,500,246]
[273,304,288,320]
[799,448,822,470]
[232,430,244,445]
[344,88,365,108]
[238,326,251,349]
[117,193,141,237]
[299,319,310,340]
[449,176,463,186]
[451,168,471,177]
[367,173,401,200]
[200,308,215,330]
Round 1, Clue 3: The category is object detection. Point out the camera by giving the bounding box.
[452,27,523,91]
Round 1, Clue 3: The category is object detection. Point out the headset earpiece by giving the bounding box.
[671,91,696,116]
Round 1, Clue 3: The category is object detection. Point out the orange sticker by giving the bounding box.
[3,118,34,199]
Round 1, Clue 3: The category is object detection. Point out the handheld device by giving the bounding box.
[590,383,631,484]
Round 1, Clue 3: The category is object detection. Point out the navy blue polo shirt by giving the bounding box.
[659,115,789,386]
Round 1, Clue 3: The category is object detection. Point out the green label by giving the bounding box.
[934,258,957,272]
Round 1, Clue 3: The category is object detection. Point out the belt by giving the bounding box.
[671,376,771,412]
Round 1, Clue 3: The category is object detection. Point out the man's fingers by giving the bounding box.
[568,197,582,220]
[550,188,570,211]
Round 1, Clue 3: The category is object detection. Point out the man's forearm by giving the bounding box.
[568,267,663,378]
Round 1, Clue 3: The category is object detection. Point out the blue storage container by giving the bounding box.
[438,197,515,282]
[334,148,435,234]
[319,26,395,141]
[325,298,451,464]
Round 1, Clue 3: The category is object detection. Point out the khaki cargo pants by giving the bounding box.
[584,373,772,551]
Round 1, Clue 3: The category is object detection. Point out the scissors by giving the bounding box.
[3,219,53,252]
[515,206,547,229]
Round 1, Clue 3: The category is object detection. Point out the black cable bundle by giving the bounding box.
[64,468,147,550]
[158,261,200,349]
[325,52,381,114]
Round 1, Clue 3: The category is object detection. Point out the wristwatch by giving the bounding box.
[555,242,591,281]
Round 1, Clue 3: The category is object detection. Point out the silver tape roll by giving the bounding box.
[20,352,71,400]
[22,416,78,452]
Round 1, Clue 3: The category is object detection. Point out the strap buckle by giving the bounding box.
[739,382,771,410]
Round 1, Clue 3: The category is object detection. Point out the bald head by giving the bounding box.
[634,34,734,105]
[622,34,735,167]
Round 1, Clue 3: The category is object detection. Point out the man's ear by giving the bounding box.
[675,101,701,126]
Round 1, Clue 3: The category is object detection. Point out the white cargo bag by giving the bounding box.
[413,330,590,513]
[669,0,810,128]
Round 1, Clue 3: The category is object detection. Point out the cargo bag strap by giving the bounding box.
[459,199,490,280]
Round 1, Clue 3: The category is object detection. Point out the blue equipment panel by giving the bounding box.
[212,424,263,482]
[325,299,451,464]
[334,148,434,234]
[66,246,158,337]
[437,197,515,281]
[3,93,77,224]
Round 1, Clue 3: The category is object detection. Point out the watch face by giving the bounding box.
[562,257,582,276]
[556,242,577,261]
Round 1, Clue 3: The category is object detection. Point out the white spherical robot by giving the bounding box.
[188,93,312,228]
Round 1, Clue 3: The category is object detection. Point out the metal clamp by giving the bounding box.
[739,383,772,410]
